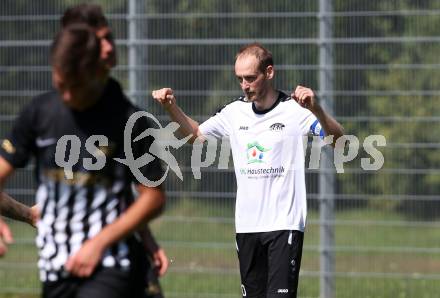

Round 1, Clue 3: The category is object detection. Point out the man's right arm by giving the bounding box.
[0,158,36,226]
[0,157,15,256]
[0,97,40,256]
[0,193,37,227]
[152,88,204,144]
[0,217,13,256]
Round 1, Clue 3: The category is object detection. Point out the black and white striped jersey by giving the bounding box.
[0,78,163,282]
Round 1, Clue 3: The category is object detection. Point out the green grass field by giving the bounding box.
[1,198,440,298]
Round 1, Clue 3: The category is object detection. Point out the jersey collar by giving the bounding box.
[252,91,289,115]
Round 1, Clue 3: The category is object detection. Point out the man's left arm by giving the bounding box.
[310,105,344,145]
[293,85,344,146]
[65,184,165,277]
[141,225,169,276]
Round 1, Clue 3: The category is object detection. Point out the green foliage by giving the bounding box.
[332,0,440,217]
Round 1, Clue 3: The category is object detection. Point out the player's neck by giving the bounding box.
[69,79,108,111]
[253,88,279,111]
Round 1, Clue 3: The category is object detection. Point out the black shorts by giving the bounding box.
[42,266,144,298]
[43,258,165,298]
[236,230,304,298]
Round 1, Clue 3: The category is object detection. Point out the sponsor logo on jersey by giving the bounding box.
[36,137,57,148]
[1,139,16,154]
[277,289,289,293]
[269,122,285,131]
[246,141,271,164]
[239,166,285,176]
[239,125,249,131]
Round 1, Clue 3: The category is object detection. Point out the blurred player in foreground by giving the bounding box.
[0,23,165,298]
[1,4,168,297]
[61,5,169,296]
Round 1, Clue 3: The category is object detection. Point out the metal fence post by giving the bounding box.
[128,0,148,106]
[319,0,335,297]
[128,0,137,102]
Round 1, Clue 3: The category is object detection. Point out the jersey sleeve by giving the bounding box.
[198,105,232,139]
[0,101,37,168]
[298,106,325,138]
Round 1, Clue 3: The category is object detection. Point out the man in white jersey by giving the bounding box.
[152,43,344,298]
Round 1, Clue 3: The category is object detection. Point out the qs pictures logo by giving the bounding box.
[246,141,271,164]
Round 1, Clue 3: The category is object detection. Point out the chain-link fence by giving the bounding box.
[1,1,440,297]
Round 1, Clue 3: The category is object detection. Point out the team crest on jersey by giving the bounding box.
[269,122,285,131]
[246,141,271,164]
[1,139,16,154]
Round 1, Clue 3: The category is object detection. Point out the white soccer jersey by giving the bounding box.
[199,92,322,233]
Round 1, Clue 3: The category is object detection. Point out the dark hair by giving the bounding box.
[51,24,101,84]
[236,43,274,73]
[61,3,108,29]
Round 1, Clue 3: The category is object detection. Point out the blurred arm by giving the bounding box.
[0,157,15,256]
[141,225,169,276]
[0,192,37,227]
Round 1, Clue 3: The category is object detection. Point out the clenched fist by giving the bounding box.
[291,85,319,112]
[152,88,176,108]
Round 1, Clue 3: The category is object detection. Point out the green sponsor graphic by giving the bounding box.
[247,141,271,164]
[247,142,271,152]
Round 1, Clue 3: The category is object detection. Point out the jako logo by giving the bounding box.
[269,122,285,131]
[277,289,289,293]
[239,126,249,130]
